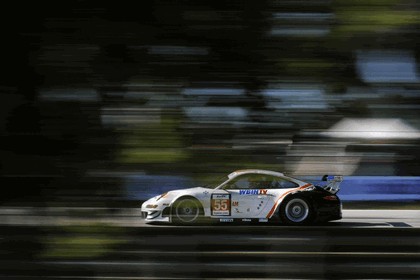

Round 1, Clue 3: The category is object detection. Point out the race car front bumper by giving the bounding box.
[141,206,171,223]
[141,196,173,223]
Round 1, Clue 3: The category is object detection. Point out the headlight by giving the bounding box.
[156,192,168,201]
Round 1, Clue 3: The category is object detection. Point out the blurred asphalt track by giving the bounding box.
[1,208,419,228]
[0,207,420,228]
[0,209,419,279]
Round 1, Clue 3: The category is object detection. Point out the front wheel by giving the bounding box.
[172,197,203,224]
[280,196,313,225]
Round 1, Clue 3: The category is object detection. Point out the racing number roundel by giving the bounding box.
[211,193,231,216]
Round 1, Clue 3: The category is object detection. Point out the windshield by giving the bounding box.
[199,175,228,189]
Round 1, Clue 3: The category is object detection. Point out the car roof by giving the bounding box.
[227,169,285,179]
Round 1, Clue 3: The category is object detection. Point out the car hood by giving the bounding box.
[167,186,213,196]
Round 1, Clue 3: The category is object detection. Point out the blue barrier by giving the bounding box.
[126,175,420,202]
[305,176,420,202]
[125,175,195,201]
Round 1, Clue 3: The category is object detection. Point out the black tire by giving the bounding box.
[279,196,314,225]
[171,197,203,224]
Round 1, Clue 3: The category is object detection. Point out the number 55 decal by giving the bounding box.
[211,193,231,216]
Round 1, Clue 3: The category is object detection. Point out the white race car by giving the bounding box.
[141,169,342,225]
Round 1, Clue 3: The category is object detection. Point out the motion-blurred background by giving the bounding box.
[2,0,420,208]
[1,1,420,279]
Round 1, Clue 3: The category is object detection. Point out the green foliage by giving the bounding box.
[118,117,189,163]
[39,224,126,259]
[333,0,419,34]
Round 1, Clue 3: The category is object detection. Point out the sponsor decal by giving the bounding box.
[242,218,252,222]
[211,193,231,216]
[259,218,268,222]
[232,201,239,206]
[239,189,268,195]
[220,218,234,222]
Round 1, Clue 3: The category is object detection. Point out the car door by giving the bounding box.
[222,174,274,218]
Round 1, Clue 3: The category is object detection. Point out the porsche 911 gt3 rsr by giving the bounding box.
[141,169,342,225]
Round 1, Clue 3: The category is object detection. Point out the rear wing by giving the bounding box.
[322,175,343,194]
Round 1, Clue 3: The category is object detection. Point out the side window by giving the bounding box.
[224,174,298,190]
[224,175,254,189]
[274,178,298,189]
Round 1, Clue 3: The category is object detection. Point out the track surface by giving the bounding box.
[0,210,419,279]
[141,209,420,228]
[336,209,420,228]
[1,208,420,228]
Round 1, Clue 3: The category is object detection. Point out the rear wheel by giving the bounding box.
[172,197,203,224]
[280,196,313,225]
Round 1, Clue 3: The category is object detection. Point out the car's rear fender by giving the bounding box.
[274,190,317,216]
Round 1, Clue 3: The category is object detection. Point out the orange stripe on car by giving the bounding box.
[265,183,312,219]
